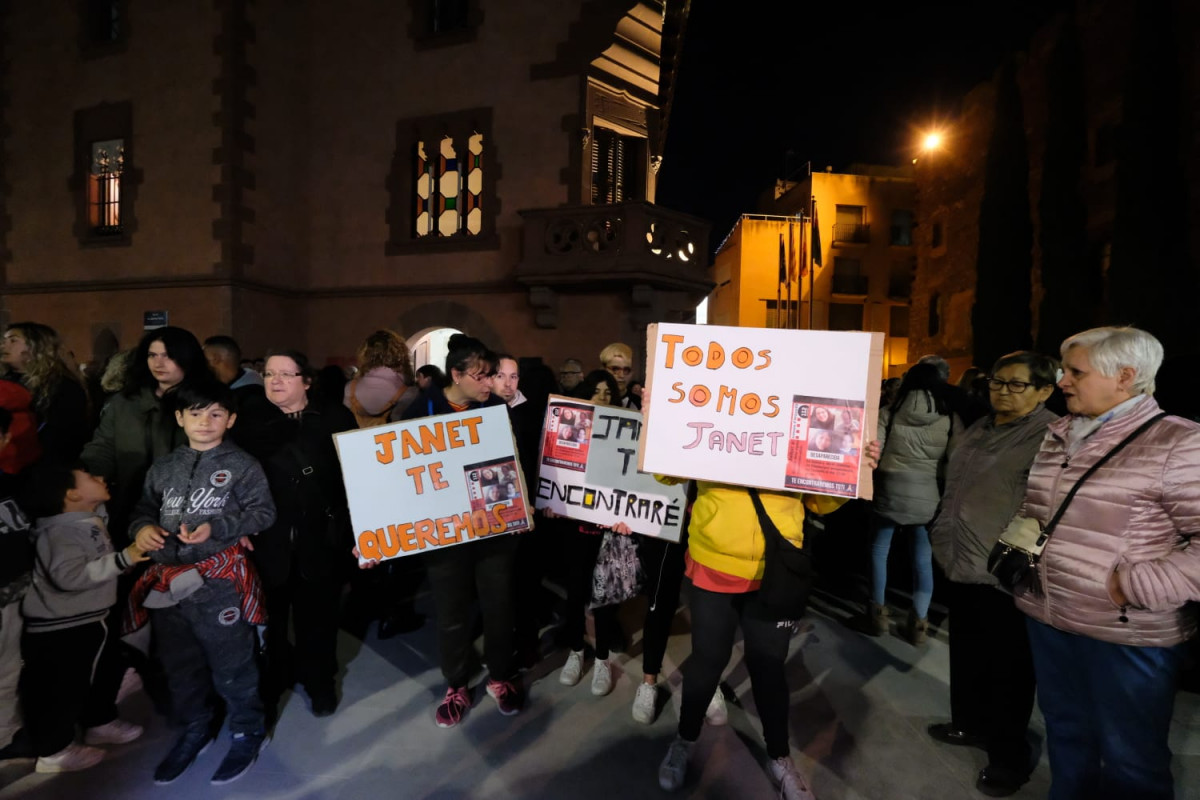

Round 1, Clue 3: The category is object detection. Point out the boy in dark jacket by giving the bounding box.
[19,459,147,773]
[129,381,276,786]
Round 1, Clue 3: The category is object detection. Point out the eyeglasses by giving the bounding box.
[264,371,302,380]
[987,378,1035,394]
[607,366,632,375]
[559,370,581,377]
[464,371,495,382]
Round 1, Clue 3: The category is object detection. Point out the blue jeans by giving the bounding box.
[869,514,932,618]
[1026,618,1183,800]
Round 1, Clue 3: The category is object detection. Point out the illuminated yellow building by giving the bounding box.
[707,165,916,376]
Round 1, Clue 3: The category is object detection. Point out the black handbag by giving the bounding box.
[986,412,1166,592]
[748,488,815,621]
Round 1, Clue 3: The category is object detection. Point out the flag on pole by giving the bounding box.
[778,233,786,284]
[799,216,809,277]
[811,199,822,267]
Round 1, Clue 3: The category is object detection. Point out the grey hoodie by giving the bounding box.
[128,439,276,566]
[873,390,957,525]
[23,511,133,632]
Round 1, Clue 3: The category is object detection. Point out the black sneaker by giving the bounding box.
[309,688,338,718]
[153,725,215,785]
[210,731,268,785]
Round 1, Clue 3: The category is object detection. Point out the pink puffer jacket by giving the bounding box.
[1014,396,1200,647]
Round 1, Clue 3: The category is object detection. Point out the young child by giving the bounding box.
[19,460,147,773]
[129,380,276,786]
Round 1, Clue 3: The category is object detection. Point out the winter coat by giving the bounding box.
[232,397,357,586]
[656,478,845,581]
[1014,396,1200,647]
[0,379,41,476]
[23,511,134,633]
[345,367,418,427]
[128,439,276,566]
[80,386,188,545]
[930,405,1058,584]
[873,390,955,525]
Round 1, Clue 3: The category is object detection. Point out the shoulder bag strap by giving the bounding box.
[747,488,787,551]
[1039,412,1168,544]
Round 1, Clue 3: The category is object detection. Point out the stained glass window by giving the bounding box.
[414,132,484,238]
[88,138,124,234]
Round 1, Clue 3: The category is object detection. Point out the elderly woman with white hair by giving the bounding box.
[1013,326,1200,800]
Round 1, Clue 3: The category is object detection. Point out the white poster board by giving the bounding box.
[534,396,687,542]
[333,404,531,563]
[639,323,884,499]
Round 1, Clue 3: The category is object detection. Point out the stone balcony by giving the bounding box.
[516,201,713,328]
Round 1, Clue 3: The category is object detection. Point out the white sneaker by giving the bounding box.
[631,682,658,724]
[658,735,694,791]
[35,743,105,773]
[769,756,816,800]
[559,649,585,686]
[705,687,728,726]
[591,659,613,696]
[115,667,143,704]
[85,718,144,745]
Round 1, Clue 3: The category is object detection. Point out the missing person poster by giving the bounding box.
[536,396,687,542]
[334,404,532,564]
[639,323,884,499]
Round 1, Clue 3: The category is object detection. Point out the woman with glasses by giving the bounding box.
[398,333,524,727]
[232,350,357,720]
[927,351,1059,797]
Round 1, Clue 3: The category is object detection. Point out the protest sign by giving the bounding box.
[333,404,531,563]
[639,323,884,499]
[536,396,687,542]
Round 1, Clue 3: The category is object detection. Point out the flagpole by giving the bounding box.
[808,195,816,329]
[798,217,807,328]
[785,226,793,330]
[776,232,784,329]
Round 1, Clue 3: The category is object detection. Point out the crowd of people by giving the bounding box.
[0,319,1196,800]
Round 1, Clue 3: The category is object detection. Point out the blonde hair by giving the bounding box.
[599,342,632,367]
[356,330,415,385]
[3,322,86,414]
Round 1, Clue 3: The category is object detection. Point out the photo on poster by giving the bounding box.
[465,456,528,531]
[541,401,595,472]
[784,396,866,496]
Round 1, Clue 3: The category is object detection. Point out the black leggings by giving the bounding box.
[678,583,794,759]
[638,536,686,677]
[563,528,617,659]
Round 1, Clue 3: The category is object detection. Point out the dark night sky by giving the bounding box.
[657,1,1075,246]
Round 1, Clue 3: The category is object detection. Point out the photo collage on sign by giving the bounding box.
[784,396,866,496]
[464,456,528,530]
[541,401,595,472]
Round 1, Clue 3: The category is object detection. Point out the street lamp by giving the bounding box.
[912,129,945,165]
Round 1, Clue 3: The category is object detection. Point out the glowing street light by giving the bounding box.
[922,131,943,151]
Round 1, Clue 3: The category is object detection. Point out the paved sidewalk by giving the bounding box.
[1,586,1198,800]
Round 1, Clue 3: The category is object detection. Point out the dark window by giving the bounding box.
[763,299,800,328]
[888,258,914,298]
[931,221,944,250]
[890,210,913,245]
[829,303,864,331]
[429,0,469,34]
[889,305,910,338]
[72,102,138,246]
[832,257,868,294]
[409,0,481,47]
[79,0,128,56]
[928,292,942,336]
[833,205,868,243]
[1094,124,1116,167]
[387,108,499,253]
[591,127,645,204]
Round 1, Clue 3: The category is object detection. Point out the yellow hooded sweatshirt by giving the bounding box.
[659,478,847,581]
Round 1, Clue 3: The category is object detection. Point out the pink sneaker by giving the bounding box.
[485,679,523,716]
[434,685,471,728]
